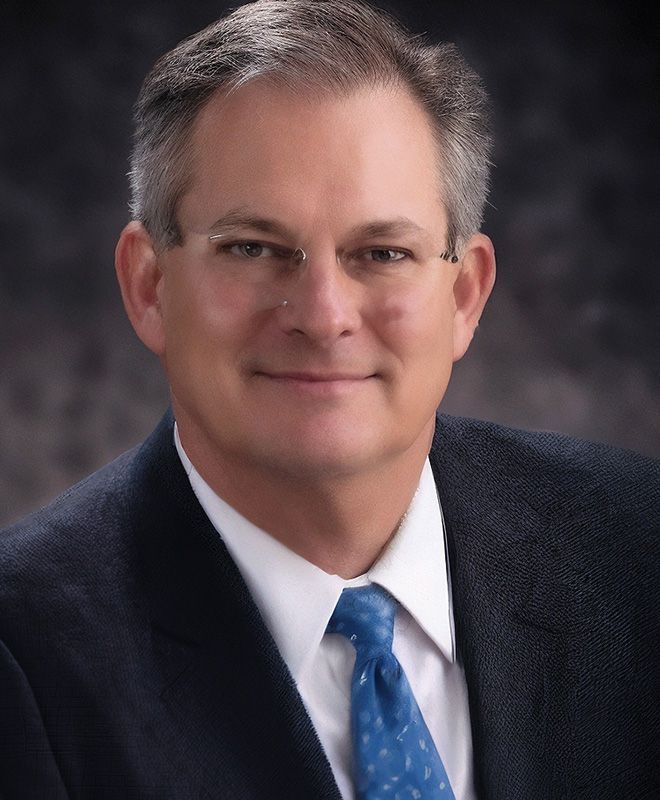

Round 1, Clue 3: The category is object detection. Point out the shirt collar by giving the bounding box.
[174,424,455,680]
[369,459,455,664]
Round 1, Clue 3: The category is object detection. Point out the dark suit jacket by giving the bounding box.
[1,411,658,799]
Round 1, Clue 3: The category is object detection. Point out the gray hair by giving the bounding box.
[129,0,492,254]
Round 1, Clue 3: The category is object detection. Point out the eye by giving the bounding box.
[367,249,408,263]
[228,241,282,259]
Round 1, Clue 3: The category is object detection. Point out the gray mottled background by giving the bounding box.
[1,0,659,526]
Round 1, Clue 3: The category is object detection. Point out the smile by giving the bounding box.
[254,371,378,396]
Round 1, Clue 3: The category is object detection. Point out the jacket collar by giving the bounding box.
[129,410,342,799]
[430,413,577,799]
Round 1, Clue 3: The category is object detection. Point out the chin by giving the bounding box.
[251,427,401,481]
[267,450,379,481]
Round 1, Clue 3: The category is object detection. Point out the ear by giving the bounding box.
[452,233,496,362]
[115,221,166,356]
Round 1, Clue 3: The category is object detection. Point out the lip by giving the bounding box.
[254,370,377,395]
[258,371,374,381]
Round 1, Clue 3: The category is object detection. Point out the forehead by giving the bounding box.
[179,80,446,235]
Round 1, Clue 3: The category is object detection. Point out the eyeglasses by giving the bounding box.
[173,228,462,311]
[207,237,459,265]
[204,234,459,279]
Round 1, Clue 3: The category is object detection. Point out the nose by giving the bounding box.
[277,250,362,344]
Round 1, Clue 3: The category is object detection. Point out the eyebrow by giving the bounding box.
[347,217,431,242]
[208,211,295,240]
[207,210,433,245]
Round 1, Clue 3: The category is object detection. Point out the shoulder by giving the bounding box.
[1,410,176,554]
[432,415,659,635]
[432,412,660,505]
[0,446,140,635]
[431,412,659,564]
[2,444,138,562]
[0,412,177,642]
[433,411,659,469]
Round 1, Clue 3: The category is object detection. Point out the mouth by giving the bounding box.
[253,370,378,396]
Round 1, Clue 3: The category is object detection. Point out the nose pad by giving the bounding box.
[273,250,359,342]
[292,247,307,266]
[257,248,308,312]
[250,246,309,313]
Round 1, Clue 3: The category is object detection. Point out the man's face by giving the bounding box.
[144,82,489,481]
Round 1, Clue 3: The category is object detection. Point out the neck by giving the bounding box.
[177,424,433,579]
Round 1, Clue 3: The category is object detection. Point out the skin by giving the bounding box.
[115,81,495,578]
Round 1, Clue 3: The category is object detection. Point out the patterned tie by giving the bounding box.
[327,584,455,799]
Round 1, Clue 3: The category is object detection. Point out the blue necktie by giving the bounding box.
[327,584,455,799]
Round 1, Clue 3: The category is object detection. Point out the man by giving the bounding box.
[1,1,657,798]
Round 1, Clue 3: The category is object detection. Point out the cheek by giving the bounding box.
[162,274,260,347]
[370,286,455,438]
[159,276,269,401]
[376,282,455,357]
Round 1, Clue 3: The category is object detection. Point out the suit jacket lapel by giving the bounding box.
[129,412,342,800]
[124,410,583,798]
[430,414,574,800]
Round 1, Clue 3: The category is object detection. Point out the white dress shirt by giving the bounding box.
[174,426,476,799]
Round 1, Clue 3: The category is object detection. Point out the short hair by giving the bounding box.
[129,0,492,255]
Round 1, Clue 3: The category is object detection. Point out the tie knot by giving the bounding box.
[326,584,397,659]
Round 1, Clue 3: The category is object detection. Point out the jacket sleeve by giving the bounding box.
[0,637,70,800]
